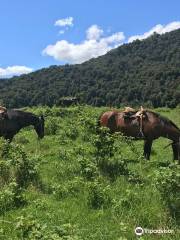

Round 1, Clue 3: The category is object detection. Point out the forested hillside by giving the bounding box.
[0,29,180,108]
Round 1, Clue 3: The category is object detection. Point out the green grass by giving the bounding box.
[0,105,179,240]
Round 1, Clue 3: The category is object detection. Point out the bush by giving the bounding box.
[154,164,180,222]
[0,139,41,213]
[65,125,79,140]
[93,129,130,180]
[0,139,40,186]
[94,127,115,159]
[98,157,129,181]
[52,177,83,200]
[0,181,25,214]
[16,215,80,240]
[15,135,30,145]
[127,172,144,185]
[45,117,60,135]
[78,157,99,180]
[87,181,112,209]
[16,215,50,239]
[58,148,73,161]
[1,142,39,188]
[0,160,10,186]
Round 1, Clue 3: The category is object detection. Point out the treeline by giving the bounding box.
[0,29,180,108]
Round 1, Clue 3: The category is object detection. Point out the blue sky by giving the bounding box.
[0,0,180,77]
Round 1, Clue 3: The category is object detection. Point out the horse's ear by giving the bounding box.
[40,115,44,121]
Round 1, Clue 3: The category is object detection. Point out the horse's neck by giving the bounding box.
[147,111,180,142]
[18,114,38,128]
[163,124,180,142]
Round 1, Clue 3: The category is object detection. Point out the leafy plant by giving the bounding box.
[154,164,180,222]
[16,215,80,240]
[87,181,112,209]
[94,127,115,159]
[0,181,25,214]
[78,157,99,180]
[45,117,60,135]
[52,177,83,200]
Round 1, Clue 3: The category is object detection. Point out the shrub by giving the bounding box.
[87,181,112,209]
[65,125,79,140]
[154,164,180,222]
[15,135,30,145]
[16,215,80,240]
[78,157,99,180]
[98,157,129,181]
[0,160,10,186]
[93,129,129,180]
[127,172,144,185]
[0,140,40,213]
[52,177,83,200]
[0,181,25,214]
[79,113,97,134]
[94,127,115,159]
[45,117,60,135]
[0,139,40,188]
[2,143,39,187]
[16,215,48,239]
[58,148,72,161]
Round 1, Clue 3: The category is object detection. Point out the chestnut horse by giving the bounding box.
[99,110,180,163]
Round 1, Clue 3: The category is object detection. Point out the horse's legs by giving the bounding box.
[178,142,180,164]
[144,140,152,160]
[172,142,179,162]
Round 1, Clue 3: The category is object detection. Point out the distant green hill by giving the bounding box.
[0,29,180,108]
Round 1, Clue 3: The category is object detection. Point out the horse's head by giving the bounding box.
[34,115,45,139]
[178,141,180,162]
[173,139,180,162]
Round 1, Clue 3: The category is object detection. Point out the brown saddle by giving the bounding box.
[122,106,148,138]
[123,106,147,119]
[123,107,137,119]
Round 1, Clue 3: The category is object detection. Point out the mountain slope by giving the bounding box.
[0,29,180,108]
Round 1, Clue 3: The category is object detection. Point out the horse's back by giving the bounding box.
[6,109,33,120]
[99,110,142,136]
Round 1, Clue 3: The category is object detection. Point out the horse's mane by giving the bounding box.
[147,110,180,131]
[7,109,38,119]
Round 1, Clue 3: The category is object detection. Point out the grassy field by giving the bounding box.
[0,105,179,240]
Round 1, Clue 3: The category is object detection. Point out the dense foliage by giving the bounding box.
[0,29,180,108]
[0,105,180,239]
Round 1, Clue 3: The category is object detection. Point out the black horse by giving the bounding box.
[0,109,45,142]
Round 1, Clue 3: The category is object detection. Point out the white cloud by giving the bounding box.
[86,25,103,40]
[43,20,180,64]
[0,66,33,78]
[128,21,180,42]
[59,30,65,35]
[42,25,125,64]
[102,32,125,44]
[55,17,73,27]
